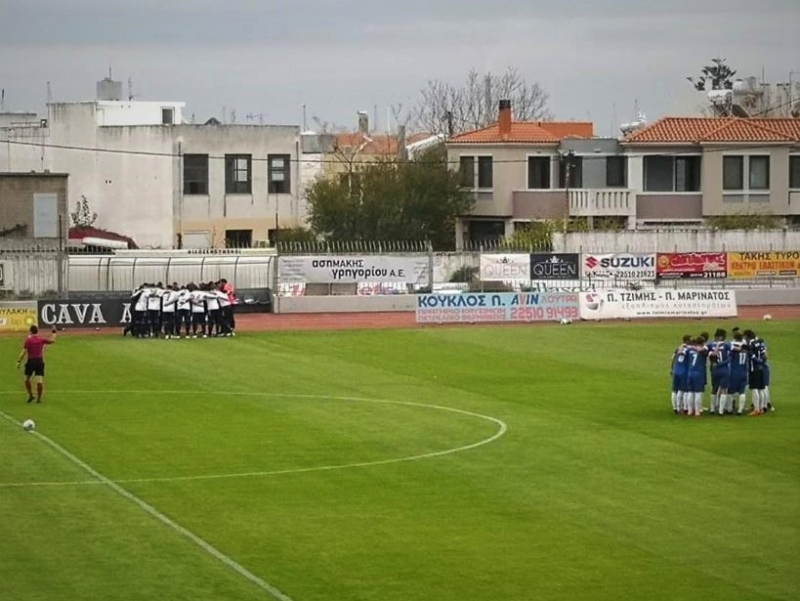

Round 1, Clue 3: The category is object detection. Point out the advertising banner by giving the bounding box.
[278,255,419,284]
[415,291,579,323]
[656,252,727,279]
[479,253,531,281]
[579,289,737,320]
[37,299,132,328]
[727,251,800,278]
[529,254,580,280]
[581,253,657,281]
[0,304,38,332]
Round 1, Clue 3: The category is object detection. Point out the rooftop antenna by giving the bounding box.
[127,77,134,100]
[46,81,52,104]
[373,104,378,133]
[302,104,308,130]
[0,88,4,112]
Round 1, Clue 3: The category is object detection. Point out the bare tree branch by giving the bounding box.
[409,67,551,135]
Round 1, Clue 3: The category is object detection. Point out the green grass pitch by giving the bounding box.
[1,322,798,601]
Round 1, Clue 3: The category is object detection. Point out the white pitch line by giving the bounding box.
[0,391,508,489]
[0,409,295,601]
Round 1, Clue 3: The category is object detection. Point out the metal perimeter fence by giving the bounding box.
[1,237,800,300]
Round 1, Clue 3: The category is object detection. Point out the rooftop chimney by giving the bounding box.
[498,99,512,138]
[357,111,369,135]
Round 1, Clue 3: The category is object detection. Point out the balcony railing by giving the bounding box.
[569,189,635,217]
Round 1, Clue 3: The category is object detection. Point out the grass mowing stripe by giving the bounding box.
[0,391,508,488]
[0,408,295,601]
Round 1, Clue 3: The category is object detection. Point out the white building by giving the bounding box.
[0,79,306,248]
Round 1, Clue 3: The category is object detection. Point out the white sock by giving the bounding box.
[671,392,678,411]
[694,393,704,415]
[718,394,728,415]
[676,392,684,412]
[753,390,762,412]
[737,394,746,413]
[763,386,771,407]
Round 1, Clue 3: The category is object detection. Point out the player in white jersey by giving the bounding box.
[174,285,192,338]
[188,283,209,338]
[160,284,180,338]
[146,283,165,338]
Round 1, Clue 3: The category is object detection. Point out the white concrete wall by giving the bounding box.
[553,229,800,253]
[2,102,304,249]
[96,101,185,126]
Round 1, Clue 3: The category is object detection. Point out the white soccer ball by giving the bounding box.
[22,419,35,432]
[559,317,572,325]
[762,314,772,321]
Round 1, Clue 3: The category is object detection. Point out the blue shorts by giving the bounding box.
[763,364,770,387]
[687,372,705,394]
[729,375,747,395]
[711,369,730,393]
[672,373,688,393]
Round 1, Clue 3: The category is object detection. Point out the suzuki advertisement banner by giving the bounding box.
[656,252,728,279]
[581,253,656,281]
[579,289,738,320]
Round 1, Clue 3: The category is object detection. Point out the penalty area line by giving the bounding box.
[0,409,295,601]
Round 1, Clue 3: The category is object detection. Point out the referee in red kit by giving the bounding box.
[16,325,57,403]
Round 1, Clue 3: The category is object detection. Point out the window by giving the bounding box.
[225,229,252,248]
[183,154,209,195]
[527,157,551,189]
[268,154,291,194]
[723,155,770,191]
[459,156,475,188]
[161,108,174,125]
[790,156,800,189]
[749,156,770,190]
[477,156,493,189]
[675,156,701,192]
[606,156,627,187]
[558,156,583,188]
[643,156,701,192]
[225,154,252,194]
[722,156,743,190]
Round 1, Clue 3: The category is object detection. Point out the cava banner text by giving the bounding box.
[479,253,530,281]
[579,289,738,320]
[582,253,656,281]
[727,251,800,278]
[278,255,419,284]
[416,292,579,323]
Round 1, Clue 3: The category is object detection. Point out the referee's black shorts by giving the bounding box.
[24,359,45,377]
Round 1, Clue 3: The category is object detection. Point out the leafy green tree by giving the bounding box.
[306,147,473,250]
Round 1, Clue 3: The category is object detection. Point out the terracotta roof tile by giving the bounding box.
[448,121,593,144]
[623,117,800,144]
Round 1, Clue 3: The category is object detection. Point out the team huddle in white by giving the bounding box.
[124,280,237,339]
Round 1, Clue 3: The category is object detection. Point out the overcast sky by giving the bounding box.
[1,0,798,136]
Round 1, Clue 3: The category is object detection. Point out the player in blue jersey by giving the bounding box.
[728,332,749,415]
[670,334,692,414]
[685,338,708,417]
[755,333,773,412]
[744,330,767,416]
[708,329,733,415]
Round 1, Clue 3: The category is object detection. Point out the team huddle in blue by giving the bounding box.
[670,327,772,416]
